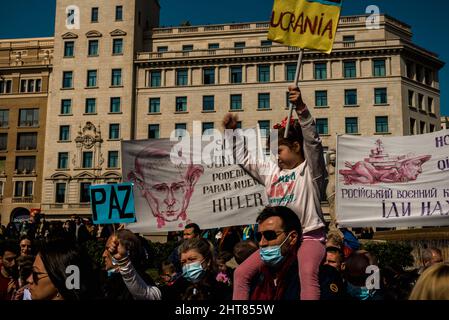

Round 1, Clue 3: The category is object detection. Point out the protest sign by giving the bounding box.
[90,183,136,224]
[336,131,449,227]
[121,136,269,233]
[268,0,343,54]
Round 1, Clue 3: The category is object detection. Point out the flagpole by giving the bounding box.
[284,48,304,138]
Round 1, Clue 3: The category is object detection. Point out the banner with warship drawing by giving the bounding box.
[336,130,449,228]
[121,135,269,233]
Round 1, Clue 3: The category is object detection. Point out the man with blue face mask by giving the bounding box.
[248,206,302,300]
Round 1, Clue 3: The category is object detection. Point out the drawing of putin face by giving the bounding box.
[128,148,204,228]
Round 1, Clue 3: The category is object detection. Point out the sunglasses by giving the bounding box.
[255,230,285,242]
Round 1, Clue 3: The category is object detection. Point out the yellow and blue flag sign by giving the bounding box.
[268,0,343,54]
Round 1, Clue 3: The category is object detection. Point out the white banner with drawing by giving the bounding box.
[336,130,449,227]
[121,138,269,233]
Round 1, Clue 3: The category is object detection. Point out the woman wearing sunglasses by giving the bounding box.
[27,240,98,300]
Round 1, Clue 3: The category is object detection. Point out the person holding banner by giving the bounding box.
[225,86,327,300]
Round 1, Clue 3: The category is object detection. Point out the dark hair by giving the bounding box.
[256,206,303,237]
[0,240,19,256]
[17,255,34,283]
[343,250,377,286]
[38,240,98,300]
[269,119,304,158]
[184,223,201,236]
[160,260,176,274]
[178,238,215,273]
[233,240,259,265]
[216,250,233,263]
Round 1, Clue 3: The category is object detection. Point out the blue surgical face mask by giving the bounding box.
[346,282,372,300]
[260,232,292,266]
[182,261,205,283]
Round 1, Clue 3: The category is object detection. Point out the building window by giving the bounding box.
[111,69,122,86]
[91,7,99,22]
[345,89,357,106]
[14,181,24,197]
[343,35,355,44]
[314,62,327,80]
[87,70,97,87]
[182,44,193,51]
[234,42,245,53]
[0,157,5,173]
[20,79,41,93]
[410,118,416,135]
[286,63,296,81]
[373,59,386,77]
[82,152,93,169]
[345,117,359,134]
[62,71,73,88]
[375,116,389,133]
[416,65,424,83]
[208,43,219,49]
[203,96,215,112]
[418,94,424,110]
[15,156,36,172]
[113,38,123,55]
[64,41,74,57]
[58,152,69,169]
[344,61,356,78]
[149,98,160,113]
[230,94,242,110]
[108,151,119,168]
[258,121,270,138]
[88,40,99,56]
[375,88,387,105]
[109,124,120,140]
[258,65,270,82]
[420,121,427,134]
[0,133,7,151]
[230,66,242,84]
[110,97,121,113]
[176,97,187,112]
[150,70,161,87]
[315,91,328,107]
[61,99,72,115]
[258,93,270,109]
[203,68,215,85]
[17,133,37,150]
[80,182,91,203]
[55,183,66,203]
[175,123,187,138]
[406,61,414,79]
[0,110,9,127]
[425,69,433,86]
[202,122,214,134]
[85,98,96,114]
[316,119,329,135]
[59,125,70,141]
[148,124,160,139]
[176,69,188,86]
[115,5,123,21]
[408,90,414,107]
[24,181,33,197]
[157,46,168,53]
[19,109,39,127]
[0,80,12,94]
[430,124,435,132]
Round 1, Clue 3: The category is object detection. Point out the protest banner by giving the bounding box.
[121,136,269,233]
[267,0,343,137]
[90,182,136,224]
[336,130,449,227]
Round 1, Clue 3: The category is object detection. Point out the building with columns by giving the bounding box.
[0,38,53,225]
[0,1,445,223]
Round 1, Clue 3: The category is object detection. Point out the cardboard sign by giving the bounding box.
[268,0,342,53]
[90,183,136,224]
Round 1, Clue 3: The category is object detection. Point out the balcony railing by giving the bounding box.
[12,196,33,203]
[19,120,39,127]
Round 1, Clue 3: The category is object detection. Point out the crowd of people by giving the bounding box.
[0,86,448,300]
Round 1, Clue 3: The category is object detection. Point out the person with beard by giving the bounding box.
[0,240,19,300]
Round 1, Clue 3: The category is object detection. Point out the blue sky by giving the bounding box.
[0,0,447,115]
